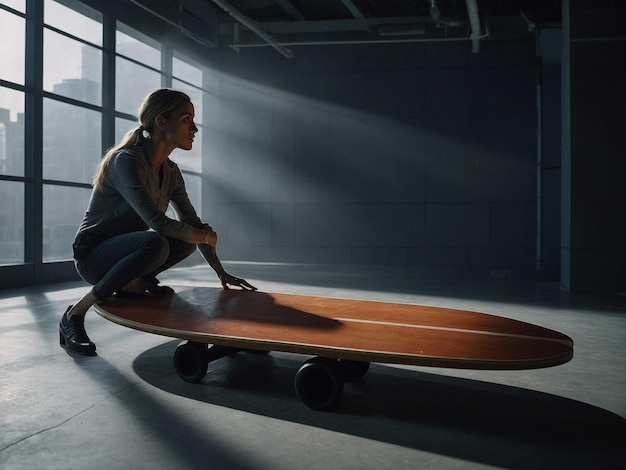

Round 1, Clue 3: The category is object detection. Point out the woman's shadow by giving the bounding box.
[138,286,343,330]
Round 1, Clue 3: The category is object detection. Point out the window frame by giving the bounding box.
[0,0,211,287]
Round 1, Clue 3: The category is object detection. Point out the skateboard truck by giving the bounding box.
[174,342,241,383]
[173,340,370,410]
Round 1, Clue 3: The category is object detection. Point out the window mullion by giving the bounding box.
[24,0,44,273]
[102,12,116,156]
[161,43,173,88]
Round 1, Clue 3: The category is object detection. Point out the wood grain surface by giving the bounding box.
[95,286,573,370]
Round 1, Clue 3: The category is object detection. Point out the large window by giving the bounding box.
[43,28,102,105]
[0,87,24,178]
[0,7,25,85]
[0,180,24,264]
[115,57,162,115]
[115,22,162,117]
[0,0,210,284]
[0,3,26,265]
[43,185,92,262]
[42,0,103,261]
[42,99,101,184]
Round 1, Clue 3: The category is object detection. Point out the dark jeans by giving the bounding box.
[75,232,196,300]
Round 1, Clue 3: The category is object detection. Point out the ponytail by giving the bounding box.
[93,126,149,189]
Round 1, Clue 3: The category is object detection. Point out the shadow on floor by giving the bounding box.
[133,341,626,470]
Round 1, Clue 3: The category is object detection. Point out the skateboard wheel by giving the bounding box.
[174,341,209,383]
[339,360,370,380]
[295,357,344,411]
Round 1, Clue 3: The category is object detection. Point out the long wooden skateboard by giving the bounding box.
[95,286,574,410]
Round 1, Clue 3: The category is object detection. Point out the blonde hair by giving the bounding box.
[93,88,191,189]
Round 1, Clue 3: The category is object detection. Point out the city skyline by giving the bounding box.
[0,0,157,121]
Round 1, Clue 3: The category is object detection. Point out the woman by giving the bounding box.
[60,88,255,356]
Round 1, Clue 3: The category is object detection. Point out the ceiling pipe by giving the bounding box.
[228,34,490,49]
[429,0,441,21]
[127,0,214,47]
[464,0,482,52]
[210,0,294,58]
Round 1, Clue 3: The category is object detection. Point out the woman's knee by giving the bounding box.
[145,233,170,263]
[167,238,196,262]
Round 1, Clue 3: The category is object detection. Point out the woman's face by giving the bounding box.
[161,100,198,151]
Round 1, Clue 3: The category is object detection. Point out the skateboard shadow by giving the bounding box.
[133,342,626,470]
[171,287,342,329]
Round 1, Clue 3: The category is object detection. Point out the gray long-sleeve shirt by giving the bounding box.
[78,146,202,242]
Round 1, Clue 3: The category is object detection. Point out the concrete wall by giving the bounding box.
[201,38,545,279]
[561,0,626,293]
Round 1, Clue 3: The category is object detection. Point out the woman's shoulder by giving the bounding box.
[112,146,149,167]
[115,145,144,160]
[108,147,151,181]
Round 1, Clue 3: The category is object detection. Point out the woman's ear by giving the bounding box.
[155,114,166,129]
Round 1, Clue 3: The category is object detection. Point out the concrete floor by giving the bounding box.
[1,262,625,469]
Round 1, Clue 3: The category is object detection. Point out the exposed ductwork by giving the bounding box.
[210,0,294,58]
[127,0,215,47]
[208,0,490,56]
[465,0,482,53]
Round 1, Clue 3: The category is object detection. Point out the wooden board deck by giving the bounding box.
[95,286,574,370]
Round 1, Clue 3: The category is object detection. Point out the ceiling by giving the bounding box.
[206,0,562,56]
[217,0,561,23]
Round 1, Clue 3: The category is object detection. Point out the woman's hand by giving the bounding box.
[219,272,257,291]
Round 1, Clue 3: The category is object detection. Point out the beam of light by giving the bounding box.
[200,70,535,256]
